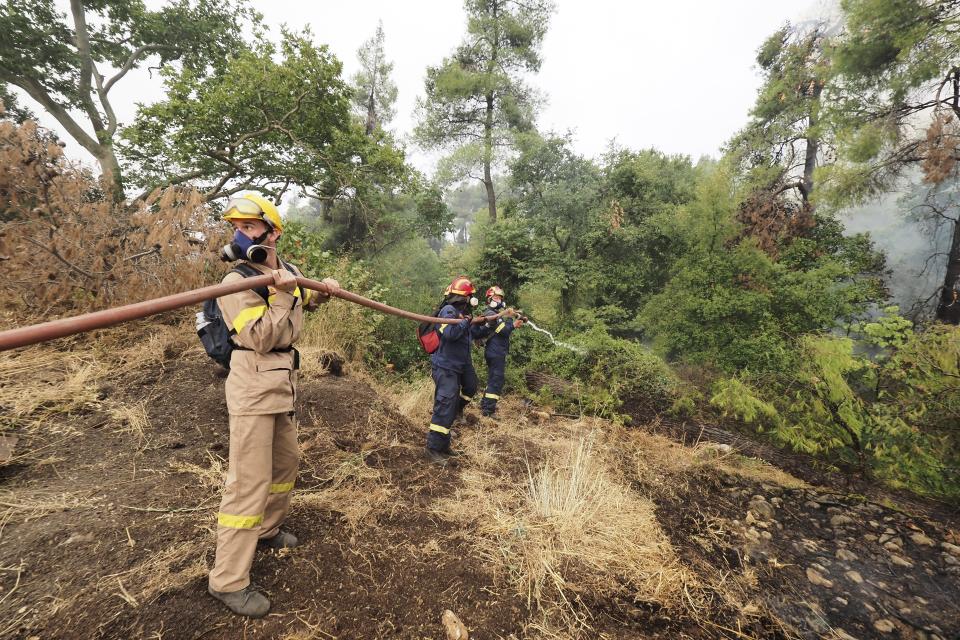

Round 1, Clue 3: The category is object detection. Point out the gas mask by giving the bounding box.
[469,296,479,307]
[488,298,502,309]
[220,229,271,263]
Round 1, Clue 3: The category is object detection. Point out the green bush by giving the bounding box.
[709,316,960,499]
[525,325,679,419]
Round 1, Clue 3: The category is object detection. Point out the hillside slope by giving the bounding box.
[0,329,957,639]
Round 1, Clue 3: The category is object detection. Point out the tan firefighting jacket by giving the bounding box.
[217,261,310,416]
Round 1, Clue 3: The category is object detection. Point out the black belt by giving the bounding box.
[231,344,300,370]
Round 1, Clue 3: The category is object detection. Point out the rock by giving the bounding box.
[873,619,895,633]
[806,567,834,588]
[889,554,913,568]
[760,530,773,541]
[749,497,775,520]
[827,506,844,515]
[441,610,469,640]
[0,434,18,464]
[60,532,94,546]
[845,570,864,584]
[942,553,959,566]
[770,496,783,507]
[863,534,878,543]
[805,501,821,509]
[941,542,960,556]
[911,532,935,547]
[833,596,848,607]
[883,541,902,553]
[868,520,881,528]
[836,549,858,562]
[745,511,756,524]
[831,514,855,527]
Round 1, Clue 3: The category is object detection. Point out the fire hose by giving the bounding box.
[0,275,509,352]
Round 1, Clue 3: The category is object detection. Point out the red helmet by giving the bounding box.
[445,276,476,297]
[486,285,504,299]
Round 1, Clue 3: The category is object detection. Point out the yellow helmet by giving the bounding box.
[222,193,283,232]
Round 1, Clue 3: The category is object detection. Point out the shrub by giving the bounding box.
[1,115,225,321]
[525,325,679,419]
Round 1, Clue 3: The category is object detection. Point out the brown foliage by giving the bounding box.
[920,112,959,185]
[0,113,228,322]
[736,189,815,258]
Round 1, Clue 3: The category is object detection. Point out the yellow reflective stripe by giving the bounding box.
[429,423,450,435]
[270,481,295,494]
[484,393,500,399]
[267,287,301,306]
[495,322,507,333]
[218,512,263,529]
[438,324,447,333]
[232,304,267,333]
[460,393,472,401]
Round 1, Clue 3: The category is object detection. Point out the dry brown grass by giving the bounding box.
[0,323,196,449]
[0,489,100,540]
[294,418,397,529]
[434,408,697,637]
[167,449,226,491]
[99,541,208,607]
[619,424,806,496]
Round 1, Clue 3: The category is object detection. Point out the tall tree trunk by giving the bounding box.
[802,85,822,203]
[95,145,124,201]
[802,128,818,202]
[365,87,376,135]
[483,92,497,223]
[935,215,960,324]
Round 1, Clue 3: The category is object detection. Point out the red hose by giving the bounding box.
[0,276,468,352]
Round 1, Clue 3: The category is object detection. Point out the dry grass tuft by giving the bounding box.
[167,450,226,491]
[295,424,396,528]
[0,490,99,539]
[100,541,208,606]
[0,348,104,429]
[109,399,151,447]
[621,426,806,495]
[438,420,695,637]
[384,376,434,423]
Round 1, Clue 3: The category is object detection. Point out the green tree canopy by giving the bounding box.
[0,0,254,197]
[824,0,960,323]
[415,0,554,223]
[351,21,398,135]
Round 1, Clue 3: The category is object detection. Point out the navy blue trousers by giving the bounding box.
[480,356,506,415]
[426,364,477,451]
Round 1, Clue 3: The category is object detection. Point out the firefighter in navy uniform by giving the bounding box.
[425,276,485,463]
[476,286,524,417]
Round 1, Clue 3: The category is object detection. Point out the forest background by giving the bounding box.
[2,0,959,500]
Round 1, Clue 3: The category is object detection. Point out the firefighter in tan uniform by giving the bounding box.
[207,194,339,618]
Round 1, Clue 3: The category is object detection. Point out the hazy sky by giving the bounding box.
[20,0,822,173]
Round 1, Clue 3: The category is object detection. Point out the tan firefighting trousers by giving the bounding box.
[208,412,298,593]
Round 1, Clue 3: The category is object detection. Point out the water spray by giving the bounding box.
[523,318,587,355]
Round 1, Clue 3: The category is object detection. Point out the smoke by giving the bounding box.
[840,178,954,319]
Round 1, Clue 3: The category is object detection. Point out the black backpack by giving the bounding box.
[197,262,296,369]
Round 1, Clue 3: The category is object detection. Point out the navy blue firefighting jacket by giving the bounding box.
[430,305,474,373]
[476,307,515,359]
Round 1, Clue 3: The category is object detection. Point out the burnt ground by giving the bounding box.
[1,342,959,640]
